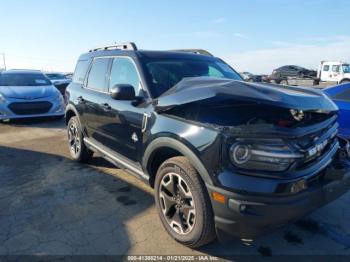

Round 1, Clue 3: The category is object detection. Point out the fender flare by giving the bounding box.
[65,104,81,125]
[142,137,214,185]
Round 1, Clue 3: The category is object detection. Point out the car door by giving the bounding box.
[279,66,290,78]
[331,65,341,83]
[332,89,350,138]
[80,57,112,140]
[321,64,332,82]
[288,66,298,77]
[97,56,149,162]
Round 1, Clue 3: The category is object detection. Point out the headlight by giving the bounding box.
[229,140,303,172]
[53,91,63,101]
[0,93,6,103]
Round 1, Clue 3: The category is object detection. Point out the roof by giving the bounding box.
[79,49,218,61]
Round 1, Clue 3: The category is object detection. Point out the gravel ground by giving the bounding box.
[0,118,350,259]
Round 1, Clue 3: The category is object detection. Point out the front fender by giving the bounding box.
[142,136,215,185]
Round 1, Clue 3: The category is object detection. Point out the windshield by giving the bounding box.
[342,64,350,73]
[0,73,51,86]
[46,73,67,80]
[145,59,242,97]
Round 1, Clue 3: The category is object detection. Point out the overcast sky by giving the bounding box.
[0,0,349,74]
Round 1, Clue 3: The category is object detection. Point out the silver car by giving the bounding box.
[0,70,65,120]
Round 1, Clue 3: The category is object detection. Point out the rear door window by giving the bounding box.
[73,60,91,84]
[86,58,111,92]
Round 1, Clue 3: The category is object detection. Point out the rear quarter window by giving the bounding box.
[73,60,91,84]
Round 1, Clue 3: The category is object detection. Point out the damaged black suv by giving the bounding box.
[65,42,350,248]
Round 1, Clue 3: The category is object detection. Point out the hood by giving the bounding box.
[154,77,338,113]
[0,85,56,99]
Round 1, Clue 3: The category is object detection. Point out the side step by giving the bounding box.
[83,137,149,181]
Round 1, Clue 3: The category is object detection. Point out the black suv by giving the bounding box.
[65,42,350,248]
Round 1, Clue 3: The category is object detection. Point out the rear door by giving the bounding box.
[80,57,112,140]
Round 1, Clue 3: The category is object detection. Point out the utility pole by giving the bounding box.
[1,53,6,70]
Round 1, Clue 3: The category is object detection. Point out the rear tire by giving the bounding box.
[67,116,93,162]
[154,156,216,248]
[340,79,350,84]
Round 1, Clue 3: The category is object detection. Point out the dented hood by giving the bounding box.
[154,77,338,113]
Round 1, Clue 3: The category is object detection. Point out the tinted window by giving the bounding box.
[109,58,140,94]
[73,60,91,84]
[0,73,51,86]
[333,89,350,102]
[323,65,330,72]
[86,58,110,91]
[145,59,242,97]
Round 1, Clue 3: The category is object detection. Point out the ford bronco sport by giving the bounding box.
[65,42,350,248]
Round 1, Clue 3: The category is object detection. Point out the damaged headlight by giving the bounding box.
[229,140,303,172]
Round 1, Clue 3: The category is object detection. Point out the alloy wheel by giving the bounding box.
[68,122,81,157]
[159,172,196,235]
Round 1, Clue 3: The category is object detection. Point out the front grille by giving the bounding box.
[294,118,338,170]
[8,101,53,115]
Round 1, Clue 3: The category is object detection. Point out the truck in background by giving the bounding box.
[318,61,350,84]
[268,61,350,87]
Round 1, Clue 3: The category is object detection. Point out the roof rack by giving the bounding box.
[171,49,213,56]
[89,42,138,52]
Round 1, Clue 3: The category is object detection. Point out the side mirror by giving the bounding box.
[110,84,136,100]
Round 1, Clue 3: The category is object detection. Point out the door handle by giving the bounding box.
[77,96,85,103]
[142,113,151,133]
[100,103,111,111]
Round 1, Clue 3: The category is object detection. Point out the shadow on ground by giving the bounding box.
[0,146,154,255]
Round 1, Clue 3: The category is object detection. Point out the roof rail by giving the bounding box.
[89,42,138,52]
[172,49,213,56]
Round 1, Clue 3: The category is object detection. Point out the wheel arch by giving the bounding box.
[340,78,350,84]
[65,104,79,125]
[143,137,213,188]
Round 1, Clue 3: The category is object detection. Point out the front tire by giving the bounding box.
[154,157,216,248]
[67,116,93,162]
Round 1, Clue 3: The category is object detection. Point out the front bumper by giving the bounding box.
[0,96,65,120]
[207,137,350,239]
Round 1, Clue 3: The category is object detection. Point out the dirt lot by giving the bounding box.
[1,118,350,259]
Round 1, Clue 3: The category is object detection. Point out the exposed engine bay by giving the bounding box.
[164,100,337,128]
